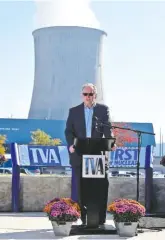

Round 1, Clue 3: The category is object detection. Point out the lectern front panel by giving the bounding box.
[82,155,105,178]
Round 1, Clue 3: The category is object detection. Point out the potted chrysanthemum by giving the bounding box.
[107,198,145,237]
[43,197,80,236]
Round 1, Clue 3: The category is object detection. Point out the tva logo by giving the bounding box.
[29,147,61,165]
[84,157,104,175]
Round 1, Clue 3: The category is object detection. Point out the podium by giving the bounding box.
[74,137,115,228]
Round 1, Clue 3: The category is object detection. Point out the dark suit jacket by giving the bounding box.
[65,103,113,167]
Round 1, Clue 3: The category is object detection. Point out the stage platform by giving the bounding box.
[0,212,165,239]
[71,222,117,235]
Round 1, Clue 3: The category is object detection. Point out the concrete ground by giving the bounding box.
[0,213,165,240]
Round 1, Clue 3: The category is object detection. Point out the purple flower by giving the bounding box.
[115,203,123,208]
[51,209,62,217]
[49,200,80,219]
[51,202,70,212]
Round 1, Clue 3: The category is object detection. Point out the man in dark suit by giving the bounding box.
[65,83,115,226]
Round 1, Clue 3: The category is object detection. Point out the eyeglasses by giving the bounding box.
[83,93,94,96]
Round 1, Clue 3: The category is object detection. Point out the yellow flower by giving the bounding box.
[53,138,62,145]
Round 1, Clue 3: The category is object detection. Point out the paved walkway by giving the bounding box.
[0,213,165,239]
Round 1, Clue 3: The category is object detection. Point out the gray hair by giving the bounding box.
[82,83,97,95]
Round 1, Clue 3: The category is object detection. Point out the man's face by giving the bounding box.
[82,86,96,106]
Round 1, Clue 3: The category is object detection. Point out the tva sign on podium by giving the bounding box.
[82,155,105,178]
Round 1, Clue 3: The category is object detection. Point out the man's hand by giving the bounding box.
[160,156,165,166]
[69,145,75,153]
[111,144,117,151]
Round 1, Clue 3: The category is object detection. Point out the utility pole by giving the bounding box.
[160,128,162,157]
[162,135,164,156]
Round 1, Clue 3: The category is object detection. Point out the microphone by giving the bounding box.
[93,116,111,128]
[93,116,102,129]
[93,116,99,121]
[73,138,77,149]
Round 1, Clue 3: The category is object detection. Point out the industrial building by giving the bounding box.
[28,26,106,120]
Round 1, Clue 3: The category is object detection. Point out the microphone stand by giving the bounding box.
[96,121,155,202]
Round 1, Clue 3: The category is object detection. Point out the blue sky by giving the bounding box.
[0,1,165,144]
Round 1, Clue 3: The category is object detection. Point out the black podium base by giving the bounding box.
[70,224,117,235]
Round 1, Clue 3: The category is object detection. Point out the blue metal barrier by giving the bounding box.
[145,145,153,213]
[10,143,71,212]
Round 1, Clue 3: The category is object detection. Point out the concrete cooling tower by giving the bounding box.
[28,26,107,120]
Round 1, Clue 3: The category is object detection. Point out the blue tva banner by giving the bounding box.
[110,147,147,168]
[18,145,70,166]
[17,145,151,168]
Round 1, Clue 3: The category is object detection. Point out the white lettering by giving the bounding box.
[30,148,48,163]
[39,149,48,163]
[30,148,40,163]
[30,148,60,164]
[48,149,60,164]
